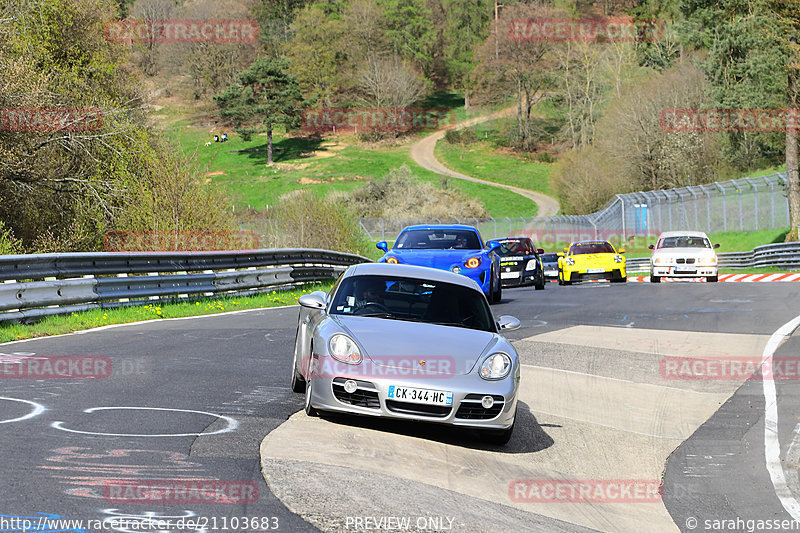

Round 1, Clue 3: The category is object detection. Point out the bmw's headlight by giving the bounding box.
[697,256,717,266]
[479,353,512,380]
[329,334,362,365]
[653,256,669,265]
[525,259,538,270]
[614,255,624,263]
[565,257,575,266]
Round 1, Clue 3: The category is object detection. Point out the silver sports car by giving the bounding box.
[291,263,522,444]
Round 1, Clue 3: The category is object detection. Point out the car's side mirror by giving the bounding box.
[618,248,626,254]
[648,244,655,250]
[298,292,326,310]
[376,241,388,252]
[487,241,501,252]
[714,243,720,249]
[537,248,544,254]
[497,315,520,331]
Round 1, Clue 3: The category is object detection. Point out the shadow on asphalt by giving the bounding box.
[317,400,554,454]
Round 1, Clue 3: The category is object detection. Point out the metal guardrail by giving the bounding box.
[625,242,800,273]
[0,249,370,323]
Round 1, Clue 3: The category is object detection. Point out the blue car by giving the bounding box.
[376,225,503,304]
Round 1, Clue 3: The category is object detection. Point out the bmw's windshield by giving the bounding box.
[330,275,496,332]
[659,236,711,249]
[394,229,482,250]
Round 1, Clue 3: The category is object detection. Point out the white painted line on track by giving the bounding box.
[0,396,46,424]
[51,406,238,437]
[762,313,800,521]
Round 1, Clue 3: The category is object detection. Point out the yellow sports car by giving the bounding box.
[557,240,627,285]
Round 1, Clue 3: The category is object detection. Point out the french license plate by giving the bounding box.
[501,272,519,279]
[387,385,453,406]
[587,268,605,274]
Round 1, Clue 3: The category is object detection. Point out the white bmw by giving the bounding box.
[649,231,720,283]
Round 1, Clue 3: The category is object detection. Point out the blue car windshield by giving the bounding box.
[330,275,496,332]
[395,229,482,250]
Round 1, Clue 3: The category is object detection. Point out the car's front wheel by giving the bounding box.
[304,379,318,417]
[534,272,545,290]
[480,411,516,445]
[489,268,502,304]
[707,275,718,282]
[650,273,661,283]
[291,327,306,393]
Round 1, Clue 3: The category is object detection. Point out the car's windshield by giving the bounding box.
[540,253,559,262]
[330,275,496,332]
[394,229,482,250]
[492,239,533,255]
[570,242,615,255]
[659,236,711,249]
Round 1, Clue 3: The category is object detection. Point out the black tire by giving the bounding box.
[611,276,627,283]
[707,275,718,282]
[291,328,306,393]
[304,379,318,417]
[489,268,502,304]
[650,274,661,283]
[480,415,515,445]
[534,272,545,290]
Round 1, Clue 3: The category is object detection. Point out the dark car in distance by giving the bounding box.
[540,253,560,280]
[487,237,545,290]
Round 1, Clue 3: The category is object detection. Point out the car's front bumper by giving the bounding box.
[307,356,518,429]
[499,268,541,287]
[562,266,626,282]
[651,266,718,278]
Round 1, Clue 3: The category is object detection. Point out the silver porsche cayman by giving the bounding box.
[291,263,521,444]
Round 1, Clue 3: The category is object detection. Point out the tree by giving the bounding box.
[215,57,305,164]
[378,0,436,75]
[441,0,492,108]
[359,55,428,109]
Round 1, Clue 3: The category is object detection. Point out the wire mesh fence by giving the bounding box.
[358,172,792,245]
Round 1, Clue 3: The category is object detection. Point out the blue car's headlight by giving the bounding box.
[329,334,362,365]
[465,257,481,269]
[479,353,512,380]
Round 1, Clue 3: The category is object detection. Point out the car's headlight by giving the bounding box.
[614,255,624,263]
[653,256,670,265]
[479,353,512,380]
[386,257,399,264]
[696,256,717,266]
[565,257,575,266]
[465,257,481,269]
[329,334,362,365]
[525,259,538,270]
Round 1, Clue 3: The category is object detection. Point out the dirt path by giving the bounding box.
[410,107,561,217]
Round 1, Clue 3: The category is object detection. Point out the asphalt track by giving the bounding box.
[2,281,800,532]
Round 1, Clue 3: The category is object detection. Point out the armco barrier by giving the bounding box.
[625,242,800,273]
[0,249,369,323]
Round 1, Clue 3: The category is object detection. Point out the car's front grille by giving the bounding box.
[676,258,696,264]
[332,378,380,409]
[385,400,451,417]
[455,394,505,420]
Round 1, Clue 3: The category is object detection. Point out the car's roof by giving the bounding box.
[400,224,480,233]
[488,237,531,243]
[346,262,482,291]
[570,240,612,245]
[657,231,710,238]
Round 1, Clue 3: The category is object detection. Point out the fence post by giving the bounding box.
[715,183,727,233]
[618,196,626,239]
[745,178,758,231]
[733,181,744,231]
[769,179,775,229]
[688,187,699,230]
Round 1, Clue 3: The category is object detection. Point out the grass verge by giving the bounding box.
[0,283,333,343]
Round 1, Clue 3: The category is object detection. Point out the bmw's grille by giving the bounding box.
[332,378,380,409]
[385,400,451,417]
[455,394,505,420]
[676,258,696,264]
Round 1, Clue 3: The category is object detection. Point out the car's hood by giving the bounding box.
[331,315,498,375]
[652,247,716,258]
[391,249,483,268]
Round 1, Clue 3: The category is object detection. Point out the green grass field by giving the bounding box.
[157,100,536,217]
[0,283,333,343]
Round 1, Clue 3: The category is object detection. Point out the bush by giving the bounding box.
[0,220,22,255]
[444,128,477,145]
[264,189,373,256]
[347,165,488,219]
